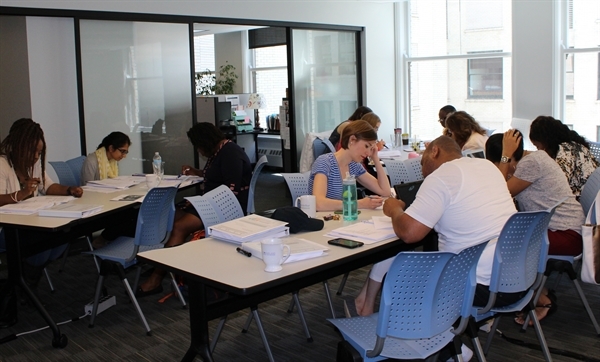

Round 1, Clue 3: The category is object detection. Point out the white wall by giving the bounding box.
[2,1,399,156]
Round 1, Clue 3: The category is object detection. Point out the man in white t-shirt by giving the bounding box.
[354,136,517,317]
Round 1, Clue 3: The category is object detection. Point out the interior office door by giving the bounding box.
[289,29,361,170]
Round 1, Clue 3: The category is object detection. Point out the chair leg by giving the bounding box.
[170,272,187,308]
[287,294,295,313]
[131,266,142,298]
[250,307,275,362]
[482,316,502,355]
[115,264,152,336]
[241,308,254,333]
[292,291,313,342]
[529,309,553,362]
[523,275,548,331]
[86,236,100,273]
[89,273,105,328]
[210,316,227,354]
[336,272,349,295]
[43,268,55,293]
[59,244,70,272]
[465,318,486,362]
[322,280,336,319]
[572,279,600,335]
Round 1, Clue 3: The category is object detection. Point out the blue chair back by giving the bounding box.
[312,138,336,160]
[188,184,244,228]
[247,155,268,214]
[49,161,78,186]
[377,242,486,340]
[384,159,411,186]
[66,155,86,186]
[580,167,600,217]
[487,210,551,295]
[403,157,424,182]
[281,172,311,204]
[134,186,177,247]
[589,141,600,162]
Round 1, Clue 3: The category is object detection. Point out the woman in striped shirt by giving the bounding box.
[309,120,391,211]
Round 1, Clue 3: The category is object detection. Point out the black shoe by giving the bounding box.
[134,285,163,298]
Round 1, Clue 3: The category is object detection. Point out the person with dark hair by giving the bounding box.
[353,136,516,321]
[445,111,488,151]
[0,118,83,295]
[438,104,456,129]
[327,106,373,148]
[486,130,585,324]
[136,122,252,297]
[309,120,391,211]
[529,116,599,197]
[81,131,132,185]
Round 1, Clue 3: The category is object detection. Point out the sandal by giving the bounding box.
[514,290,557,326]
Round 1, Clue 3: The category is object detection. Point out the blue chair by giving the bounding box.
[383,159,411,186]
[589,141,600,162]
[247,155,268,214]
[281,172,311,203]
[329,242,487,362]
[580,167,600,217]
[468,208,555,362]
[66,155,86,186]
[49,161,78,187]
[312,137,336,161]
[403,157,424,182]
[85,186,178,335]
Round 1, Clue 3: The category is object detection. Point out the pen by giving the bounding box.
[236,247,252,257]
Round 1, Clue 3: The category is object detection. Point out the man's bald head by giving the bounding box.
[421,136,463,177]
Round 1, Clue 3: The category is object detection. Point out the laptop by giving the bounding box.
[393,180,423,207]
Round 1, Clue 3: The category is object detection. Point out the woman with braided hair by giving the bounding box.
[0,118,83,292]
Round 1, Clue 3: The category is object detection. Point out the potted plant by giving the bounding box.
[214,62,238,94]
[195,69,215,95]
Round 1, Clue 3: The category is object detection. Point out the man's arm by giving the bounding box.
[383,198,432,243]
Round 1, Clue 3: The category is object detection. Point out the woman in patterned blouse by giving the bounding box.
[529,116,599,198]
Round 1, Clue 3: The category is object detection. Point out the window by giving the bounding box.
[194,34,215,95]
[468,57,503,99]
[250,45,288,117]
[404,0,512,141]
[566,53,574,100]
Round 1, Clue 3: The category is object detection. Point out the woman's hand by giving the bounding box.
[502,129,521,158]
[358,195,384,209]
[369,143,380,163]
[22,177,41,198]
[68,186,83,198]
[181,165,202,177]
[376,139,386,151]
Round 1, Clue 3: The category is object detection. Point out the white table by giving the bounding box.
[138,209,418,362]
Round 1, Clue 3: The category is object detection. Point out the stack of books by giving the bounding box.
[207,214,290,245]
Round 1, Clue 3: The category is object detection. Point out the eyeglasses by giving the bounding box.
[117,148,129,155]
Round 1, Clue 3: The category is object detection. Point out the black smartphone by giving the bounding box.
[327,238,364,249]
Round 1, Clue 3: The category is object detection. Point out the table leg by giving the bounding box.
[4,228,67,348]
[182,279,213,362]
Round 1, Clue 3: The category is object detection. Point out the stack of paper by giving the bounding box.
[0,196,75,215]
[326,218,397,244]
[207,214,289,245]
[38,203,103,218]
[85,176,143,190]
[241,237,328,263]
[378,149,403,158]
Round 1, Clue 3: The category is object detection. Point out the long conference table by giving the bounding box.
[0,180,197,348]
[138,209,417,362]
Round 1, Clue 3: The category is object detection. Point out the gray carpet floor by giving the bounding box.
[1,170,600,361]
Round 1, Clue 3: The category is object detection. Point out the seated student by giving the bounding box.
[82,132,134,249]
[309,120,391,211]
[81,131,131,185]
[438,104,456,136]
[136,122,252,297]
[354,136,516,319]
[335,112,384,151]
[445,111,488,151]
[328,106,372,149]
[0,118,83,291]
[529,116,599,198]
[486,130,585,324]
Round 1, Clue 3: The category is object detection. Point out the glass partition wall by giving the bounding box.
[291,29,360,163]
[80,20,195,176]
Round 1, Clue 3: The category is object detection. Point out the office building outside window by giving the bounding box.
[405,0,512,141]
[250,45,288,118]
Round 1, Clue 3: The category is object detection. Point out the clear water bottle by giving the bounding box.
[152,152,162,175]
[342,172,358,221]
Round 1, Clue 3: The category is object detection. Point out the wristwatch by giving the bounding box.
[500,155,511,164]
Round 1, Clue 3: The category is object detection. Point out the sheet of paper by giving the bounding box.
[372,216,393,230]
[325,221,397,244]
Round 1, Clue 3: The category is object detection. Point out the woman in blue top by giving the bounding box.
[309,120,391,211]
